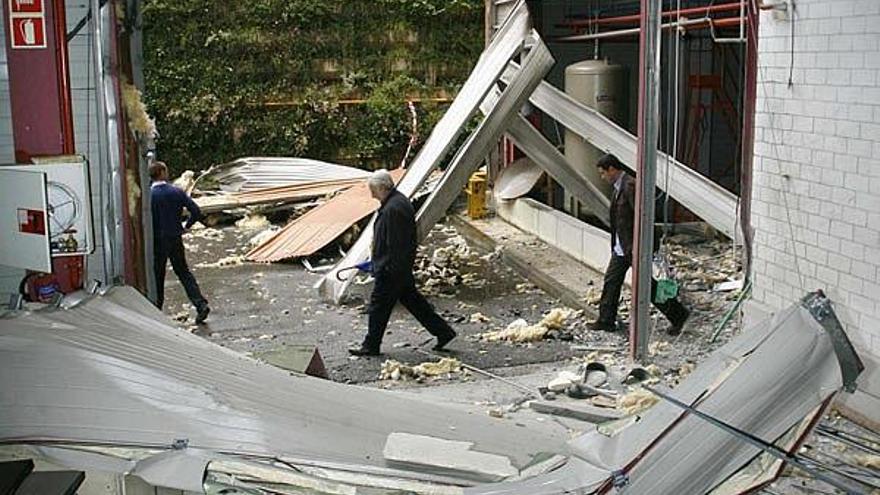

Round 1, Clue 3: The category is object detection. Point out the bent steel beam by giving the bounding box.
[502,63,738,239]
[317,0,531,303]
[415,36,555,240]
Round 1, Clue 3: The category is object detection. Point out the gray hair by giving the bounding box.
[367,169,395,195]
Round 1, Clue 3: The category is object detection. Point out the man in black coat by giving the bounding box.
[349,169,457,356]
[588,154,689,335]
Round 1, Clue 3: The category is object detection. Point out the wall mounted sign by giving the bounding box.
[8,0,47,49]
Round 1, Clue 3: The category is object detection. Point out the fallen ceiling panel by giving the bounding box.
[465,292,863,494]
[415,32,554,240]
[195,178,364,214]
[0,286,568,488]
[501,63,738,239]
[195,157,371,193]
[316,0,530,303]
[245,169,405,262]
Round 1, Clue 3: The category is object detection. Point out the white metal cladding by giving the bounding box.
[502,63,739,239]
[414,33,554,240]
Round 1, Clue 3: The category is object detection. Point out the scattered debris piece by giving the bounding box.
[530,400,624,423]
[195,255,245,268]
[186,227,224,241]
[470,312,491,323]
[379,357,463,381]
[479,308,572,343]
[617,388,660,415]
[173,170,196,193]
[235,214,270,230]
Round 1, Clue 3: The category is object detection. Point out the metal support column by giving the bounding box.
[631,0,662,360]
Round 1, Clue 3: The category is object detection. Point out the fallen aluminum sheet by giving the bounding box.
[415,32,554,240]
[245,169,405,262]
[466,292,862,494]
[0,286,568,488]
[502,63,738,239]
[316,0,530,303]
[195,157,371,193]
[195,178,364,214]
[494,158,544,201]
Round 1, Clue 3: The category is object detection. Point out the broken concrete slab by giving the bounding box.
[383,432,517,482]
[529,400,624,424]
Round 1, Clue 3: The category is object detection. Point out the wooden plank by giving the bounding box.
[529,400,624,423]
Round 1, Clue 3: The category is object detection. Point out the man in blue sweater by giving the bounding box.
[149,162,210,323]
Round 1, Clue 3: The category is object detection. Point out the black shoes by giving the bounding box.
[433,331,457,351]
[195,304,210,324]
[587,320,617,332]
[348,346,381,357]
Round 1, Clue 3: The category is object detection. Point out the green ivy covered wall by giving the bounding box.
[143,0,484,175]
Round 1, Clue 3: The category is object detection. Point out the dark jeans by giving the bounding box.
[364,271,455,351]
[598,254,687,325]
[154,235,207,310]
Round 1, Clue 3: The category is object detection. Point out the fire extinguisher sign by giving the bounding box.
[8,0,47,49]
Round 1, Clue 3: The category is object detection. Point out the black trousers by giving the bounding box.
[364,271,454,351]
[598,254,686,325]
[154,235,207,310]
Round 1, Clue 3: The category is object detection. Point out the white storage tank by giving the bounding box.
[563,59,626,217]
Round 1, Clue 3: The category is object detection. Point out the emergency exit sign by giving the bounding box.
[8,0,47,49]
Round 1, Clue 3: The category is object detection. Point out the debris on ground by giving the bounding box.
[479,308,573,343]
[186,227,225,241]
[379,357,464,381]
[248,226,281,247]
[235,214,270,230]
[617,388,659,415]
[470,312,491,323]
[196,255,246,268]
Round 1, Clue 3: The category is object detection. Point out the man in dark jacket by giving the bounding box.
[349,169,457,356]
[150,161,210,323]
[588,154,689,335]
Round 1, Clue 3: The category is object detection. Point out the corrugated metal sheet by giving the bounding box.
[0,287,567,483]
[246,169,405,262]
[196,157,371,193]
[466,293,860,494]
[195,178,364,214]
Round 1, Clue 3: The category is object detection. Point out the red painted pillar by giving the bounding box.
[3,0,74,162]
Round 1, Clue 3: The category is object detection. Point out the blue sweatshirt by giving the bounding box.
[151,182,202,238]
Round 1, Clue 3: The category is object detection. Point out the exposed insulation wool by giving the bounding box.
[235,214,270,230]
[120,81,157,138]
[173,170,196,193]
[649,341,673,356]
[852,454,880,469]
[196,255,245,268]
[126,169,141,219]
[618,389,659,415]
[379,358,462,381]
[540,308,570,330]
[248,227,280,247]
[479,308,572,343]
[470,312,491,323]
[187,227,225,241]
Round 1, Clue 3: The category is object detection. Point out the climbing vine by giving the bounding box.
[142,0,483,175]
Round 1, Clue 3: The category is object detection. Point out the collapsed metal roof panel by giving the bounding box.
[466,293,861,494]
[195,157,371,193]
[245,169,405,262]
[0,287,567,483]
[316,0,531,302]
[502,63,739,239]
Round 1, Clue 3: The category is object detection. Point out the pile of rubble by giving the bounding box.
[478,308,574,343]
[414,226,489,296]
[379,357,465,382]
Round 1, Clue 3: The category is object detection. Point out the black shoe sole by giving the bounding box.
[348,348,381,357]
[195,306,210,324]
[433,332,456,351]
